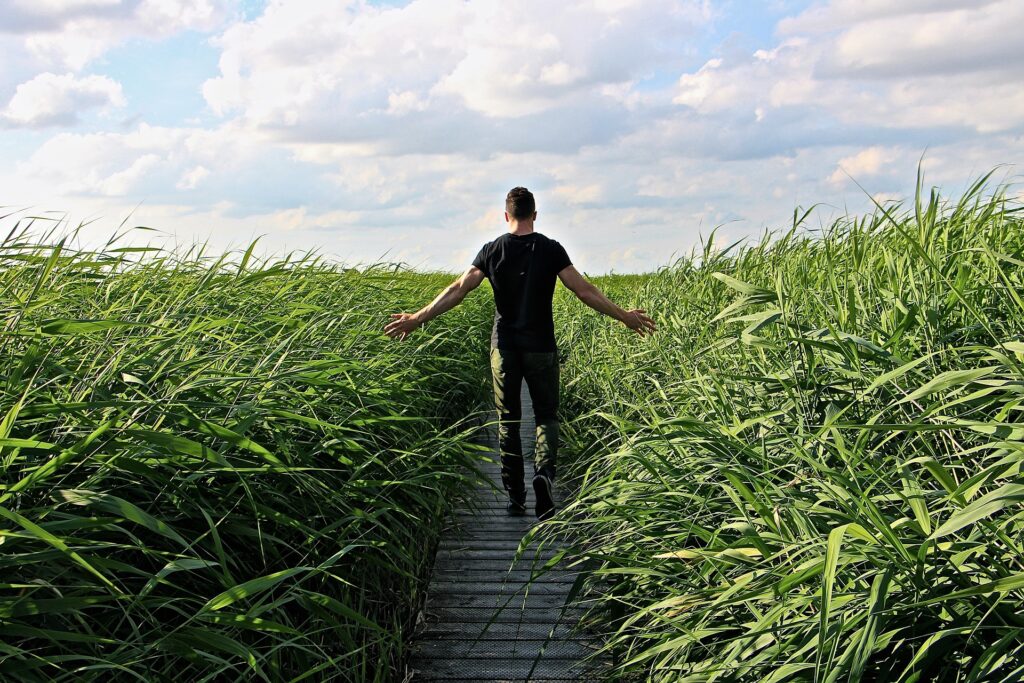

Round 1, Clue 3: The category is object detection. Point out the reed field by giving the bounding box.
[0,223,492,681]
[3,171,1023,682]
[550,174,1024,681]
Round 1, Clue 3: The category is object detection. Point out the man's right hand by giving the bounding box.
[384,312,422,340]
[622,308,656,336]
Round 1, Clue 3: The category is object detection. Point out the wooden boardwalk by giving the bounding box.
[408,386,608,682]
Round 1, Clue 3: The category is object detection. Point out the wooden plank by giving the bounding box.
[435,548,562,559]
[447,512,538,520]
[416,621,588,641]
[423,606,586,623]
[444,517,548,527]
[433,551,560,563]
[440,535,549,545]
[438,540,562,551]
[458,500,534,507]
[444,529,568,541]
[432,548,566,561]
[411,638,599,660]
[449,509,532,518]
[408,656,604,679]
[442,524,544,533]
[457,500,547,509]
[425,581,571,596]
[431,561,568,575]
[441,531,551,540]
[444,521,553,530]
[437,532,556,544]
[439,537,551,547]
[427,569,579,583]
[457,503,560,511]
[426,592,579,611]
[436,547,562,558]
[441,529,555,540]
[412,676,583,681]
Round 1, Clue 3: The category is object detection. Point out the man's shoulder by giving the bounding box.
[534,233,568,254]
[476,236,499,253]
[472,238,496,270]
[532,232,561,246]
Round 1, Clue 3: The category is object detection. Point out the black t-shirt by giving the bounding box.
[472,232,572,351]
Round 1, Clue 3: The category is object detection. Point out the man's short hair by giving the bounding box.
[506,187,536,220]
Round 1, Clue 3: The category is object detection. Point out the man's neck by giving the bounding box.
[508,220,535,236]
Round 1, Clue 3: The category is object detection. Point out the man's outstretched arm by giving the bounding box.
[384,266,486,340]
[557,265,656,336]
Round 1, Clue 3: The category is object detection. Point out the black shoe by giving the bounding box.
[532,474,555,521]
[506,490,527,516]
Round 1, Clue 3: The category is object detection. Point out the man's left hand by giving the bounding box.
[384,313,422,340]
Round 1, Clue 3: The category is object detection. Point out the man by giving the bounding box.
[384,187,656,520]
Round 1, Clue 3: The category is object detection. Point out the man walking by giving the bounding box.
[384,187,656,520]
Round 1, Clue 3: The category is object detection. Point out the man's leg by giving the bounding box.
[523,351,559,519]
[490,347,525,498]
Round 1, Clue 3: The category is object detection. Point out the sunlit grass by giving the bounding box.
[0,222,491,681]
[548,171,1024,682]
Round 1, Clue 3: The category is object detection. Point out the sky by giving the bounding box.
[1,0,1022,273]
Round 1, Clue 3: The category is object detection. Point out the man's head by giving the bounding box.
[505,186,536,222]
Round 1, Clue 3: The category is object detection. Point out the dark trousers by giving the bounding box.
[489,346,559,494]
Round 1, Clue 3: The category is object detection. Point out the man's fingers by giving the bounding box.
[628,311,657,336]
[385,316,417,340]
[627,311,657,336]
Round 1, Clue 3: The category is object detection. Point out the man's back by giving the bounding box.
[472,231,571,352]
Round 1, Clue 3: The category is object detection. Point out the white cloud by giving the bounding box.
[176,165,210,190]
[95,153,162,196]
[871,191,904,205]
[828,146,898,186]
[539,61,584,87]
[669,1,1024,137]
[15,121,264,198]
[2,72,124,127]
[825,4,1021,78]
[3,0,230,70]
[202,0,707,134]
[779,0,1003,36]
[674,58,731,110]
[386,90,429,116]
[552,183,603,205]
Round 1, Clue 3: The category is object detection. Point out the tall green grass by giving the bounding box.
[0,223,490,681]
[551,174,1024,681]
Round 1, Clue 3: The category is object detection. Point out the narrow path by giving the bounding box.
[408,386,608,682]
